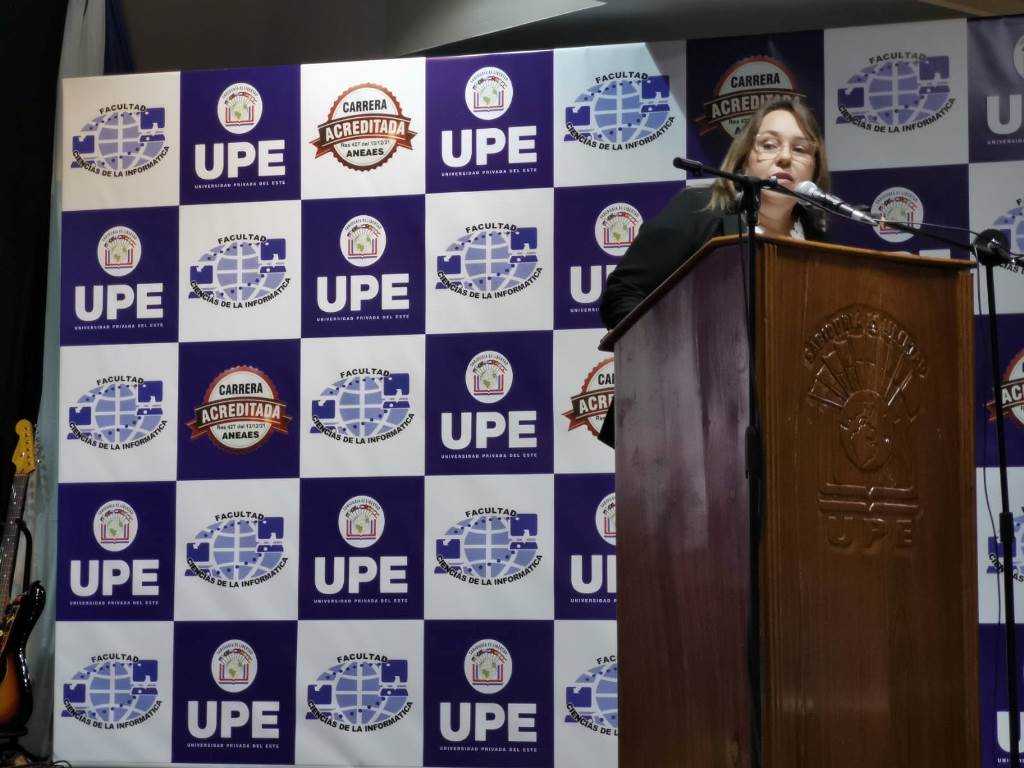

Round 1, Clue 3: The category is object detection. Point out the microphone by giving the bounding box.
[793,181,876,225]
[973,228,1020,266]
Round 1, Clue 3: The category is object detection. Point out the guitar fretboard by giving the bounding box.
[0,475,29,608]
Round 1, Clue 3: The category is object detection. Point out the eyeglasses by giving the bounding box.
[753,133,817,164]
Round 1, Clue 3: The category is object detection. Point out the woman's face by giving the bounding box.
[744,109,816,192]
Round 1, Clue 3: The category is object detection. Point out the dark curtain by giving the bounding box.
[0,0,70,503]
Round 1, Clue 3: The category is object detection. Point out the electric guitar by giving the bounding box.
[0,421,45,730]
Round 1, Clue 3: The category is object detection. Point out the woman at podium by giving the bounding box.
[597,96,832,446]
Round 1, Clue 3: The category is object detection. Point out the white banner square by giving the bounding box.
[178,200,302,342]
[424,474,554,620]
[62,72,181,211]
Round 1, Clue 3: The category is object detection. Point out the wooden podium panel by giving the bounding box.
[758,239,977,767]
[603,236,978,768]
[608,238,754,766]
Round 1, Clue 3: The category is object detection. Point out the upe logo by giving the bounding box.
[339,496,385,548]
[564,358,614,437]
[464,639,512,694]
[993,204,1024,257]
[564,72,673,150]
[97,226,142,276]
[1015,34,1024,80]
[836,53,954,132]
[187,366,291,453]
[594,204,641,256]
[218,83,262,134]
[988,348,1024,432]
[565,657,618,736]
[465,67,513,120]
[340,215,386,268]
[188,235,289,308]
[185,512,286,587]
[466,351,513,404]
[306,654,412,731]
[311,83,416,171]
[62,655,160,728]
[314,496,408,599]
[435,508,541,585]
[77,228,163,326]
[311,370,413,444]
[68,377,167,449]
[70,104,169,176]
[212,640,257,693]
[94,500,138,552]
[870,187,923,243]
[697,56,802,137]
[595,493,616,546]
[436,224,540,299]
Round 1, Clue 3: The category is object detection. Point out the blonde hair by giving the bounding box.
[708,96,830,217]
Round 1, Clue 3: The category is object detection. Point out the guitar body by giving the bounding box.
[0,582,45,731]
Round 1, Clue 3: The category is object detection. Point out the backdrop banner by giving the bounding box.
[55,17,1024,767]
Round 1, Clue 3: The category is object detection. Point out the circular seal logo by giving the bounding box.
[698,56,800,137]
[991,348,1024,432]
[464,639,512,694]
[212,640,257,693]
[187,366,291,453]
[595,493,616,545]
[96,226,142,277]
[594,204,642,257]
[466,351,513,404]
[465,67,513,120]
[339,216,387,268]
[93,500,138,552]
[870,187,923,243]
[217,82,263,134]
[1014,34,1024,80]
[311,83,416,171]
[564,358,614,437]
[338,496,386,549]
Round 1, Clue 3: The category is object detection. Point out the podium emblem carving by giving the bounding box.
[803,306,927,554]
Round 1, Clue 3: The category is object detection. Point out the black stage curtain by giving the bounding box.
[0,1,69,499]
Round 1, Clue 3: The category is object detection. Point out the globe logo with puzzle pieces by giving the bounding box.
[435,225,541,299]
[184,513,287,588]
[836,53,954,131]
[188,236,289,308]
[62,656,161,728]
[564,72,674,150]
[306,654,412,731]
[70,105,169,175]
[310,370,413,444]
[67,377,167,450]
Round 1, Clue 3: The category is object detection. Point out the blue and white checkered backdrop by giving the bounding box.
[54,16,1024,767]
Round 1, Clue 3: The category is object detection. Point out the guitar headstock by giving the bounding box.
[11,420,36,477]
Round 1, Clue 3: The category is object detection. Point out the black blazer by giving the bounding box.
[597,185,828,447]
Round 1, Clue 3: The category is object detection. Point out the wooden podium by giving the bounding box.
[599,235,978,768]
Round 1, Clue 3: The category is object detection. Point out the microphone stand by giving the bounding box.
[673,157,780,768]
[800,205,1023,768]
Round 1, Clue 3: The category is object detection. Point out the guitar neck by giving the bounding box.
[0,475,29,605]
